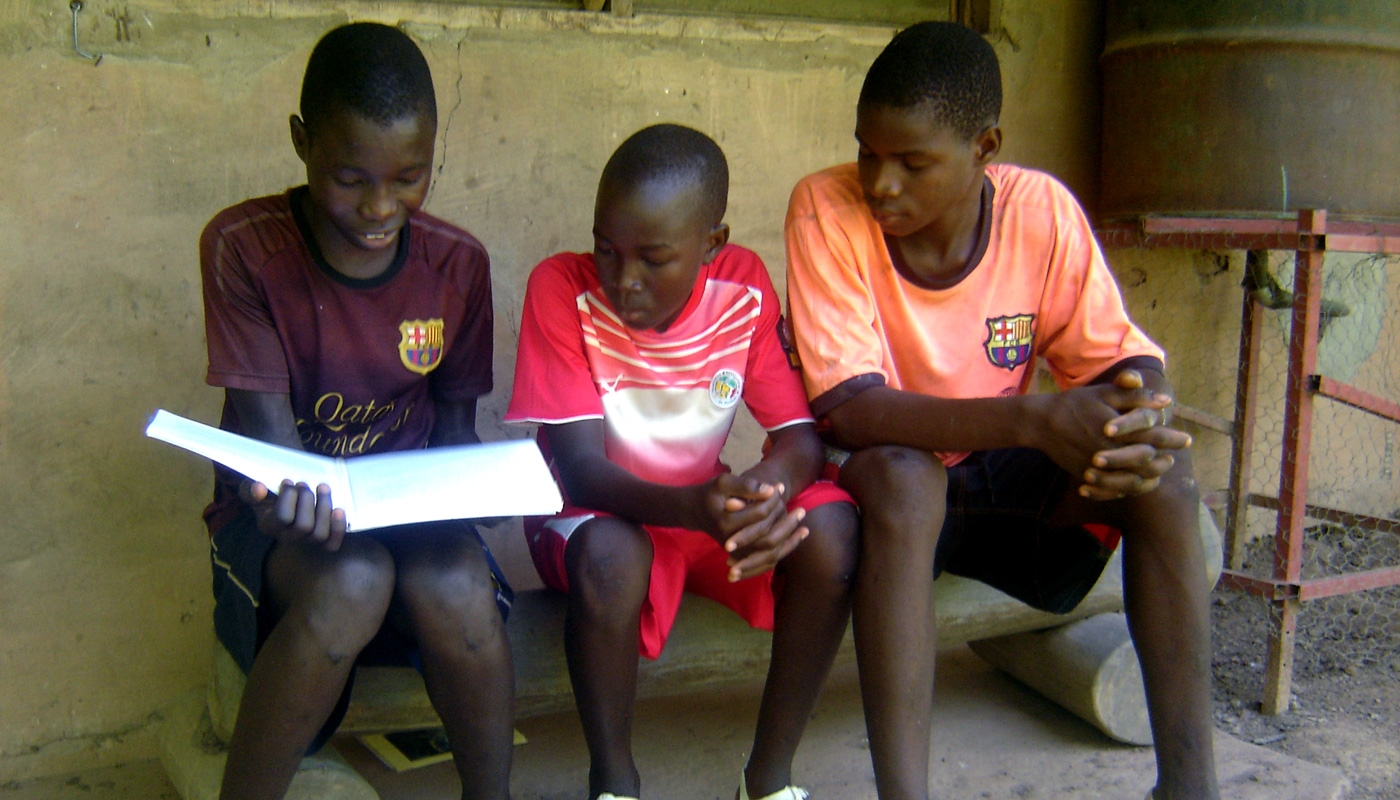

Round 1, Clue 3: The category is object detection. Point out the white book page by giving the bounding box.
[343,439,563,531]
[144,410,352,504]
[146,410,561,532]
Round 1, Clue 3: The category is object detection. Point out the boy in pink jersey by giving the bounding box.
[785,22,1219,800]
[199,24,514,800]
[507,124,858,800]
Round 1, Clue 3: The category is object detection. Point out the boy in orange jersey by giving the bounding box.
[508,124,858,800]
[785,22,1219,800]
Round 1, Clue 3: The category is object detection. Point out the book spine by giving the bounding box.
[336,458,358,530]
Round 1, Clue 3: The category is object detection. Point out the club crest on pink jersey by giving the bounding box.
[399,319,445,375]
[709,368,744,409]
[984,313,1035,370]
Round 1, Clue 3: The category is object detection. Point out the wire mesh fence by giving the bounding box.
[1110,246,1400,691]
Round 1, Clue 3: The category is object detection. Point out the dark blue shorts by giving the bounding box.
[210,511,513,751]
[936,448,1118,615]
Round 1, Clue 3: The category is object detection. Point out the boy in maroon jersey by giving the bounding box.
[198,23,514,800]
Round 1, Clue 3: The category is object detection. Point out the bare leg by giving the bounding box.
[744,502,859,798]
[839,447,947,800]
[384,524,515,800]
[1049,452,1219,800]
[563,518,654,800]
[219,536,395,800]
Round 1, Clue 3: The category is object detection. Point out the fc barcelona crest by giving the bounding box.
[983,313,1035,370]
[399,319,445,375]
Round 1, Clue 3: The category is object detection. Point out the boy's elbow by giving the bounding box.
[788,424,826,479]
[821,404,875,452]
[553,465,597,508]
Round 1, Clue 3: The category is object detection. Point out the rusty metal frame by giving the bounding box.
[1098,208,1400,714]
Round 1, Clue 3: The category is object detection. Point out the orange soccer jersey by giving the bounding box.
[784,162,1163,466]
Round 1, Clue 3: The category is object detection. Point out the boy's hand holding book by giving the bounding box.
[240,478,349,551]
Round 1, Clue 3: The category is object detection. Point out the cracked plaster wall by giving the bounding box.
[0,0,1103,779]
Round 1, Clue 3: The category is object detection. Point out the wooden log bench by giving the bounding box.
[159,505,1222,800]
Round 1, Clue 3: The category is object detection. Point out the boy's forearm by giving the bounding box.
[556,458,709,531]
[428,398,482,447]
[546,420,709,530]
[824,385,1042,454]
[226,388,306,450]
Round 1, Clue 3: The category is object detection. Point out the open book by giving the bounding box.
[145,410,562,532]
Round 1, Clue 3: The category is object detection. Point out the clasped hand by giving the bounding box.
[239,478,348,551]
[698,473,808,583]
[1042,369,1192,501]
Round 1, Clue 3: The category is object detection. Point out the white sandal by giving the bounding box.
[738,772,809,800]
[597,794,639,800]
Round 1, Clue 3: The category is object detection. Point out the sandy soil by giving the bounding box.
[1211,587,1400,799]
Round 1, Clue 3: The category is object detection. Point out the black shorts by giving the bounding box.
[210,511,513,751]
[937,447,1118,615]
[830,446,1118,615]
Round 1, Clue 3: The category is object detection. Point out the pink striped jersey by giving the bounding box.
[506,245,814,488]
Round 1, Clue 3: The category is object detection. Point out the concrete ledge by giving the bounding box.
[186,504,1233,799]
[207,552,1127,737]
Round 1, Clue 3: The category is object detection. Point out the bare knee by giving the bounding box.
[779,501,859,590]
[398,541,504,640]
[1119,450,1201,541]
[273,537,395,657]
[564,518,653,614]
[840,446,947,548]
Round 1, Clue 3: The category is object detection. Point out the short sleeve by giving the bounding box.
[430,241,495,402]
[784,173,889,411]
[201,215,291,393]
[505,256,605,424]
[736,254,815,432]
[1034,186,1164,388]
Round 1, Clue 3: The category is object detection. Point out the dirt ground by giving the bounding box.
[1211,585,1400,799]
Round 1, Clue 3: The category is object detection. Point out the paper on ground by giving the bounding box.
[145,409,562,531]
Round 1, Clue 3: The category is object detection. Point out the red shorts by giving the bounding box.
[525,480,852,659]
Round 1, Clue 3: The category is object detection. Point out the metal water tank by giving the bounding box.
[1100,0,1400,220]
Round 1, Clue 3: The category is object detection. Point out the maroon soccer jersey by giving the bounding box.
[200,187,493,532]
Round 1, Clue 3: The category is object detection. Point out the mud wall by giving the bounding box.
[0,0,1103,779]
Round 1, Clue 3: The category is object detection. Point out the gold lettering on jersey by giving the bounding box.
[311,393,398,432]
[298,392,406,456]
[298,425,387,456]
[389,400,416,432]
[399,319,445,375]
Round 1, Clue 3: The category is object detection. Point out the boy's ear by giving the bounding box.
[702,223,731,263]
[973,125,1002,167]
[289,114,310,163]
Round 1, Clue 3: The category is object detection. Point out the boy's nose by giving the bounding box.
[871,162,902,198]
[618,259,646,291]
[360,185,397,220]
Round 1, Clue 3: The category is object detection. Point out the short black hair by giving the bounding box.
[300,22,437,134]
[599,124,729,228]
[859,21,1001,141]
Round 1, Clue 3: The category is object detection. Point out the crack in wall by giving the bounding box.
[0,711,162,762]
[427,29,469,208]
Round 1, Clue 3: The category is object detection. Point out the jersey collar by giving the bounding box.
[288,185,411,290]
[882,176,994,292]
